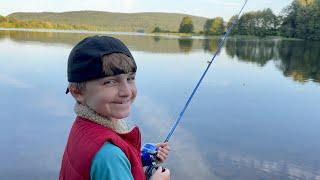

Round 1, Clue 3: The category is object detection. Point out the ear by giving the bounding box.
[69,85,85,104]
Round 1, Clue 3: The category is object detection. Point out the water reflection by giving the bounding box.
[178,38,193,53]
[225,38,320,83]
[133,96,217,179]
[0,29,319,179]
[134,96,320,180]
[277,40,320,83]
[225,38,278,66]
[211,150,320,180]
[0,30,204,54]
[203,38,219,53]
[1,30,319,84]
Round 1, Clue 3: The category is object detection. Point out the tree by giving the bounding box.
[203,17,225,35]
[152,26,161,33]
[298,0,315,6]
[237,8,278,37]
[204,19,213,35]
[227,15,239,35]
[0,15,6,22]
[279,2,298,37]
[279,0,320,40]
[179,16,194,33]
[237,12,255,35]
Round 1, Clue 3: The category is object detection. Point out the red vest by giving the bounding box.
[59,116,146,180]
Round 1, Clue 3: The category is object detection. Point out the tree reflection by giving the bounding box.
[225,38,277,66]
[178,38,193,53]
[225,38,320,83]
[1,30,320,84]
[277,40,320,83]
[202,38,219,53]
[153,36,160,42]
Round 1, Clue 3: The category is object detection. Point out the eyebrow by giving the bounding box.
[100,73,135,81]
[98,76,115,83]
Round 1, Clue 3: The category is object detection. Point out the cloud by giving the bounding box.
[133,95,217,179]
[0,74,34,89]
[37,95,74,118]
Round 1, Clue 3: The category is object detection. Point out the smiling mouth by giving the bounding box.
[114,100,130,104]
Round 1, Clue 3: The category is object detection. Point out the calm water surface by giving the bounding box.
[0,30,320,180]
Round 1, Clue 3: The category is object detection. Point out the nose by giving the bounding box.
[118,81,131,97]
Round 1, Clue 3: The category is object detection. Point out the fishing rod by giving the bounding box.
[164,0,248,143]
[142,0,248,178]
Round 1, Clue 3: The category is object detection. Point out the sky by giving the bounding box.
[1,0,292,20]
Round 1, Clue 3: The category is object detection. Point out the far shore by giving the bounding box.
[0,27,204,39]
[0,27,301,41]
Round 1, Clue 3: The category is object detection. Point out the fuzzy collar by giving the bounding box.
[74,103,132,134]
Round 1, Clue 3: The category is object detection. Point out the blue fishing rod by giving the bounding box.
[142,0,248,178]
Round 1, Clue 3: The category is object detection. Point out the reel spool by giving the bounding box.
[141,143,158,166]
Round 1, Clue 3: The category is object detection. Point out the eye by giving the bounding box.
[127,76,135,81]
[103,80,117,85]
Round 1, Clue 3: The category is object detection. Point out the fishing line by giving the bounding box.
[144,1,248,178]
[164,0,248,143]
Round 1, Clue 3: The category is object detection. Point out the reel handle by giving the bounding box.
[142,143,166,179]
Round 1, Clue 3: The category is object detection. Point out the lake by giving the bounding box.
[0,30,319,180]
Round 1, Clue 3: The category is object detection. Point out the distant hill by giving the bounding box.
[8,11,209,32]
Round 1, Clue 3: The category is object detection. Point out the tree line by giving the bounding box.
[173,0,320,40]
[0,16,101,31]
[1,0,319,40]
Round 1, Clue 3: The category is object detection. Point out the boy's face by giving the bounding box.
[81,73,137,120]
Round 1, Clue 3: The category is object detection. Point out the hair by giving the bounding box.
[68,53,136,93]
[102,52,137,76]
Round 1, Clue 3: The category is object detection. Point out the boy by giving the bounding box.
[59,35,170,180]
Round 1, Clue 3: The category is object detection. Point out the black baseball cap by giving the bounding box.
[65,35,135,94]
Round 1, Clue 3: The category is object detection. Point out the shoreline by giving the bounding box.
[0,27,201,39]
[0,27,303,41]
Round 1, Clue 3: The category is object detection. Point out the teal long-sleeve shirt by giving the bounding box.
[90,142,134,180]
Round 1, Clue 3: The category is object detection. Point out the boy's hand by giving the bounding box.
[150,166,170,180]
[156,142,170,163]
